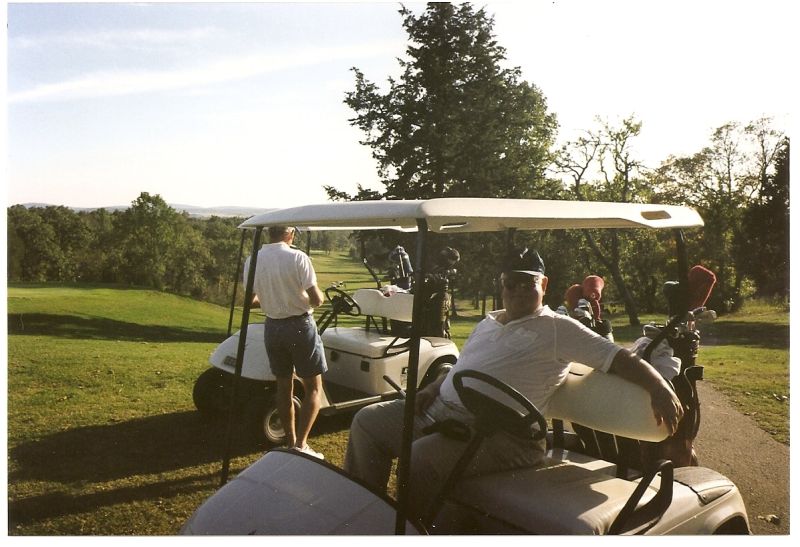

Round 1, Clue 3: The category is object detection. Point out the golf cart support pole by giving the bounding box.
[227,229,249,337]
[394,218,429,534]
[674,229,690,315]
[220,226,263,486]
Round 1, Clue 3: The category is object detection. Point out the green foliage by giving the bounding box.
[339,3,558,200]
[740,137,789,297]
[651,119,787,310]
[331,3,561,300]
[6,193,354,305]
[552,116,664,324]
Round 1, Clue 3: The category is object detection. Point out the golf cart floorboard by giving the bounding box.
[321,381,399,412]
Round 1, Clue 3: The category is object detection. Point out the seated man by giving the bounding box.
[343,248,683,523]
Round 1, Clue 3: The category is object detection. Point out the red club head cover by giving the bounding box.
[687,265,716,309]
[565,284,583,310]
[582,275,604,301]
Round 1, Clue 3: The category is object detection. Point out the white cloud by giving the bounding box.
[11,26,219,50]
[8,41,403,104]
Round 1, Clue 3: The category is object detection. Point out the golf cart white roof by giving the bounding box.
[239,198,703,233]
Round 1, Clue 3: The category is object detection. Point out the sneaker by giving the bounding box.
[293,444,324,460]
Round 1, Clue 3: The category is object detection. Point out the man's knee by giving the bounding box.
[350,402,395,441]
[300,375,322,398]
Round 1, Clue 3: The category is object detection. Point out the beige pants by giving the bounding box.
[343,397,545,523]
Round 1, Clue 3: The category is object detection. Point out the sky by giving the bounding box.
[4,0,795,211]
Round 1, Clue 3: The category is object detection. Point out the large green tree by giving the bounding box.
[329,3,560,299]
[337,3,558,200]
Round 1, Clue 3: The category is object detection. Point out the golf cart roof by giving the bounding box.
[239,198,703,233]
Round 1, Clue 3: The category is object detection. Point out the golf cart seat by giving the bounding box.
[321,289,421,394]
[432,365,677,534]
[321,289,414,359]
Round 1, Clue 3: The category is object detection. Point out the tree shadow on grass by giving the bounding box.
[9,411,258,484]
[8,409,354,529]
[613,319,788,351]
[700,320,789,350]
[8,313,224,343]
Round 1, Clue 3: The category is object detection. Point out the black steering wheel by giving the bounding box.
[324,286,361,316]
[453,370,548,441]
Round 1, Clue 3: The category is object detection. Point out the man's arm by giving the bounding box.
[306,285,324,308]
[608,348,684,435]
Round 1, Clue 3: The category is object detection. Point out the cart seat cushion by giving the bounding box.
[321,327,409,359]
[544,363,670,442]
[353,289,414,322]
[446,454,659,535]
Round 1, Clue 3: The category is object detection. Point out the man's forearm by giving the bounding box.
[307,285,324,308]
[610,348,669,387]
[609,347,683,433]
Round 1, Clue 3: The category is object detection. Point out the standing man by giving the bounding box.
[245,226,327,459]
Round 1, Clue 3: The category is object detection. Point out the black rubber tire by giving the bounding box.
[419,356,457,389]
[192,368,230,418]
[247,394,302,446]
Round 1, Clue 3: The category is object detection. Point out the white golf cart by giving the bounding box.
[183,198,750,535]
[193,231,459,445]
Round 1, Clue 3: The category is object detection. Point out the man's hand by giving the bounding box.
[414,372,446,416]
[414,386,437,415]
[609,348,684,435]
[650,382,684,436]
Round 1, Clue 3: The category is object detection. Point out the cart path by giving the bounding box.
[693,382,789,535]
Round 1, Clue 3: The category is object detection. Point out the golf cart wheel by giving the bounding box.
[420,356,457,389]
[247,395,302,446]
[193,368,230,418]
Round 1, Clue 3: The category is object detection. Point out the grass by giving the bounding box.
[6,252,789,534]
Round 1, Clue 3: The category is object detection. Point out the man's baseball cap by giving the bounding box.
[503,248,545,276]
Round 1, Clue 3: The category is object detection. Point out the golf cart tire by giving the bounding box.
[193,368,229,419]
[247,394,302,446]
[420,356,457,389]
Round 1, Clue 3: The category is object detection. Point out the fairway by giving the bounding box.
[6,254,789,534]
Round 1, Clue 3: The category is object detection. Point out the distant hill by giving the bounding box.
[18,202,275,219]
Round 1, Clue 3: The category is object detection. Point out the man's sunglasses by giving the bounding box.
[500,273,543,290]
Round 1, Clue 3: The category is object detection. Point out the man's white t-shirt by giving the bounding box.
[438,305,621,413]
[244,242,317,319]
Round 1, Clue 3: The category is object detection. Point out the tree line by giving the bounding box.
[327,3,789,322]
[7,192,351,305]
[7,4,789,322]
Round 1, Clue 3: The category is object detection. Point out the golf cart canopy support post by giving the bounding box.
[219,198,704,530]
[221,226,263,486]
[395,218,428,533]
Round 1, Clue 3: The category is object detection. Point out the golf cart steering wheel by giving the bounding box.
[324,286,361,316]
[453,370,548,441]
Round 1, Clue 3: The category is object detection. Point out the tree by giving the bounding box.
[741,137,789,297]
[7,205,64,282]
[652,119,786,310]
[116,192,180,289]
[339,3,558,200]
[552,116,660,324]
[331,3,559,300]
[79,208,123,283]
